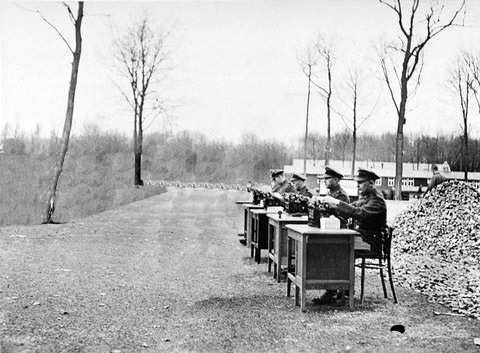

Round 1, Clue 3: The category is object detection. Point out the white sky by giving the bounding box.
[1,0,479,144]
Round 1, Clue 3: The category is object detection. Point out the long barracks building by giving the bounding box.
[284,159,480,200]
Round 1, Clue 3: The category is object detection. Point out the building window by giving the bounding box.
[375,179,382,186]
[387,178,395,187]
[402,178,414,187]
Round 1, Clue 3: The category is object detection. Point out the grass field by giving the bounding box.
[0,153,166,227]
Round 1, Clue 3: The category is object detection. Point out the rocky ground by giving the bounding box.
[1,188,480,352]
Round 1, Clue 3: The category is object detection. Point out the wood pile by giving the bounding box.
[392,180,480,319]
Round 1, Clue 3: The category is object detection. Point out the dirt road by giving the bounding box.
[1,188,479,352]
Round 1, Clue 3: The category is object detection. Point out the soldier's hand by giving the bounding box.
[271,192,284,201]
[321,195,340,207]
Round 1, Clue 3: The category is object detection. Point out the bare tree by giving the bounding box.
[332,129,351,168]
[378,0,465,200]
[468,53,480,114]
[299,46,318,175]
[336,69,377,176]
[306,133,325,166]
[447,51,475,181]
[34,2,84,223]
[112,17,170,186]
[311,35,336,166]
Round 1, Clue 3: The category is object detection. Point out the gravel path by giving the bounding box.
[1,189,480,352]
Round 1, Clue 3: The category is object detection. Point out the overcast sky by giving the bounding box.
[1,0,479,144]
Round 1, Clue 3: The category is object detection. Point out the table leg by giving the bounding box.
[295,283,300,307]
[300,236,307,312]
[250,215,255,258]
[267,223,273,273]
[276,225,282,283]
[286,236,291,297]
[349,237,355,310]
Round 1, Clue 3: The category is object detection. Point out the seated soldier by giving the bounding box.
[324,167,350,204]
[323,166,350,228]
[316,168,387,305]
[270,169,295,200]
[290,173,312,198]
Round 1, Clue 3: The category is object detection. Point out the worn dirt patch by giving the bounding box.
[1,189,479,352]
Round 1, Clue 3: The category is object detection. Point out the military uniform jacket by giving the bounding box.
[273,179,295,195]
[327,185,350,203]
[336,188,386,233]
[296,185,313,198]
[427,171,446,191]
[327,185,350,228]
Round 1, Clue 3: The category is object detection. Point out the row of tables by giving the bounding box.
[236,201,370,312]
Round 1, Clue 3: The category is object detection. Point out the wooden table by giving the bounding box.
[235,201,253,237]
[242,203,264,247]
[267,213,308,282]
[250,208,282,263]
[285,224,360,312]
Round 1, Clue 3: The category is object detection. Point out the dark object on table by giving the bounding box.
[390,324,405,333]
[284,193,309,215]
[307,199,336,227]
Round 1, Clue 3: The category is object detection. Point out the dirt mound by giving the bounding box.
[392,180,480,319]
[393,180,480,263]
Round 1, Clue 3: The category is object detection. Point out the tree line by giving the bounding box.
[3,126,480,184]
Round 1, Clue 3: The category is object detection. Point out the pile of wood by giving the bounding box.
[392,180,480,319]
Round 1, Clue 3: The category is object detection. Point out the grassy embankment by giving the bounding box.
[0,153,165,227]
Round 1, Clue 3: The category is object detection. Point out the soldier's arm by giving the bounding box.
[336,197,386,221]
[336,193,350,204]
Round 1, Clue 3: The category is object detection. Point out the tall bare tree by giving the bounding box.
[299,46,318,175]
[39,2,84,223]
[311,35,335,166]
[336,69,377,176]
[447,51,476,180]
[469,54,480,114]
[113,17,170,186]
[378,0,465,200]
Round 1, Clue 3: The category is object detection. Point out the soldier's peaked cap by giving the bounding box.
[355,168,380,181]
[270,169,284,178]
[291,173,306,181]
[324,167,343,179]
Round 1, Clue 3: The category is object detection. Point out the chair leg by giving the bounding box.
[387,259,398,303]
[379,258,387,299]
[360,258,365,304]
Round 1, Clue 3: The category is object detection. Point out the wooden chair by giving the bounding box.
[355,226,398,304]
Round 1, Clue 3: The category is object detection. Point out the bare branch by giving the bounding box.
[62,2,76,24]
[15,3,74,53]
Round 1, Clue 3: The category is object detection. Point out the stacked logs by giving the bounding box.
[392,180,480,319]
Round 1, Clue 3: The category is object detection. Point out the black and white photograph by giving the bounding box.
[1,0,480,352]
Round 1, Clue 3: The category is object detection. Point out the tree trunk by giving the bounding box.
[324,72,332,166]
[134,152,143,186]
[303,65,311,176]
[464,127,468,182]
[43,2,83,223]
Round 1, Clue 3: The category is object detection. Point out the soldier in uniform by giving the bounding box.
[323,168,387,253]
[426,164,446,193]
[316,168,387,305]
[324,167,350,204]
[322,166,350,228]
[270,170,295,199]
[290,173,312,198]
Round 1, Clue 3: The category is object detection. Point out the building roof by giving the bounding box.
[284,159,480,181]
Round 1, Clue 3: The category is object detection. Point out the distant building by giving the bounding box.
[284,159,480,200]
